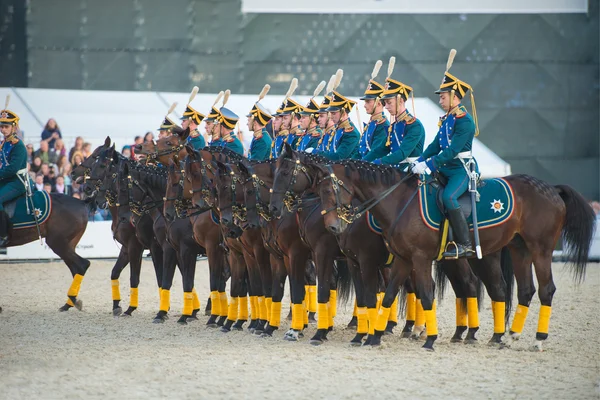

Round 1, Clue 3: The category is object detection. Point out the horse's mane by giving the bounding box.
[335,159,405,186]
[205,146,246,163]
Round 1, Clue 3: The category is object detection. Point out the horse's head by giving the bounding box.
[237,161,260,229]
[73,136,111,184]
[184,145,215,210]
[270,143,315,218]
[114,160,133,221]
[83,143,116,199]
[137,127,190,165]
[314,163,355,235]
[212,160,253,236]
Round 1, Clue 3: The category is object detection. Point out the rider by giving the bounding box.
[216,106,244,155]
[270,105,286,159]
[179,86,206,150]
[158,116,178,138]
[315,75,337,154]
[358,60,390,161]
[411,49,479,258]
[280,96,303,151]
[296,81,326,153]
[246,84,273,161]
[367,57,425,169]
[0,103,28,246]
[323,86,360,160]
[205,91,225,147]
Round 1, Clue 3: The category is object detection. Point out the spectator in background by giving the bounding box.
[41,118,62,149]
[590,201,600,216]
[82,142,92,159]
[60,162,72,184]
[34,174,44,191]
[30,155,42,174]
[71,151,84,167]
[46,164,57,187]
[43,183,52,194]
[130,136,143,159]
[53,138,67,159]
[56,155,68,171]
[53,175,69,195]
[69,136,84,162]
[121,145,132,159]
[34,140,57,165]
[72,192,81,199]
[25,143,34,164]
[144,131,154,143]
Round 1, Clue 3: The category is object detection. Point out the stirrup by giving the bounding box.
[0,236,9,247]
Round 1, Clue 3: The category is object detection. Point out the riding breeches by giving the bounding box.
[440,169,469,211]
[0,180,26,211]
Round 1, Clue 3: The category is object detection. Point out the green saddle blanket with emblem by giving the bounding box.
[5,191,52,230]
[418,178,514,231]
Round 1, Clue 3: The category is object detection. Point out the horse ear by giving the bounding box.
[238,162,249,177]
[123,161,129,174]
[104,136,111,147]
[213,160,226,173]
[185,144,195,156]
[282,142,293,158]
[180,126,190,141]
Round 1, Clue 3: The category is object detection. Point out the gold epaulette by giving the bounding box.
[371,112,386,125]
[337,119,351,132]
[450,105,467,118]
[7,134,19,144]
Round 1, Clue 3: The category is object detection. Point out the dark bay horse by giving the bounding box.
[312,159,594,351]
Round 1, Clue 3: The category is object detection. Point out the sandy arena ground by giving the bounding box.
[0,259,599,399]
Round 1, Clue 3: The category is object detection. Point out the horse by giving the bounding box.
[311,158,594,351]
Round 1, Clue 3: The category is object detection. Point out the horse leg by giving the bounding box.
[122,239,144,317]
[506,238,536,348]
[360,258,381,345]
[305,260,317,323]
[256,245,273,332]
[400,277,416,338]
[109,248,130,316]
[262,255,286,337]
[412,257,438,351]
[154,245,177,323]
[232,266,250,331]
[149,240,164,299]
[244,256,264,333]
[347,258,368,346]
[177,242,198,325]
[283,250,310,342]
[530,248,556,352]
[310,247,336,345]
[221,249,245,332]
[206,242,225,328]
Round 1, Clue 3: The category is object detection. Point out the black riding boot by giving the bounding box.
[442,208,475,259]
[0,210,10,247]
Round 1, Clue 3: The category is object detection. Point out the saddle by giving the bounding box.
[2,191,52,230]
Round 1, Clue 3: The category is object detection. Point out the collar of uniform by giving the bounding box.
[449,104,467,117]
[337,119,351,132]
[253,129,263,139]
[212,133,220,141]
[278,129,289,137]
[307,126,321,137]
[189,129,200,138]
[370,112,385,124]
[395,109,415,124]
[291,126,304,136]
[222,133,234,143]
[5,133,19,144]
[325,125,336,135]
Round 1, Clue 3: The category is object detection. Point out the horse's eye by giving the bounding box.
[166,141,171,146]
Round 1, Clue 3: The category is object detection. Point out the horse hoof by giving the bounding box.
[112,307,123,317]
[153,317,165,324]
[186,316,199,322]
[346,316,358,329]
[220,326,231,333]
[531,340,544,352]
[121,312,132,318]
[206,323,218,328]
[74,299,83,311]
[400,331,411,338]
[464,338,478,345]
[177,317,188,325]
[309,339,323,346]
[58,304,70,312]
[422,345,435,352]
[383,330,393,336]
[368,337,381,347]
[450,337,463,343]
[260,332,273,338]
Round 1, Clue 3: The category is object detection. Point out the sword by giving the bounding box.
[24,174,43,245]
[469,162,482,259]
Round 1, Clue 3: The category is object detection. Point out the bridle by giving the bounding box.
[125,168,164,217]
[245,163,273,222]
[271,158,314,213]
[145,137,185,160]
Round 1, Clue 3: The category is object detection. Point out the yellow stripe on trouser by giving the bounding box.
[210,291,220,315]
[356,307,368,334]
[270,301,282,327]
[219,292,228,317]
[160,289,170,312]
[406,293,416,321]
[183,292,193,315]
[308,285,317,313]
[130,288,139,308]
[67,274,84,297]
[250,296,258,320]
[375,306,391,332]
[493,301,505,333]
[111,280,120,301]
[424,300,438,336]
[537,305,552,335]
[510,305,529,334]
[389,296,398,323]
[456,298,467,326]
[467,297,479,328]
[239,296,249,320]
[192,288,200,310]
[258,296,267,320]
[265,297,272,323]
[367,308,378,335]
[317,303,329,330]
[415,300,425,328]
[291,303,304,330]
[228,297,239,321]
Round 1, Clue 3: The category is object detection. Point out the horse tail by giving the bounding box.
[434,261,448,302]
[476,276,484,311]
[335,258,353,306]
[500,246,514,324]
[398,282,407,318]
[84,196,97,214]
[555,185,596,283]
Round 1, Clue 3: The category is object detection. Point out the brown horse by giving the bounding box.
[312,159,594,351]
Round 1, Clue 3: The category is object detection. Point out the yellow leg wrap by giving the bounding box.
[192,288,200,310]
[376,292,384,310]
[493,301,506,334]
[291,303,304,330]
[466,297,479,329]
[456,298,467,327]
[111,279,120,301]
[258,296,267,320]
[356,307,368,334]
[329,290,338,317]
[328,302,334,328]
[250,296,258,320]
[67,274,84,297]
[270,301,282,327]
[303,285,308,305]
[352,300,358,317]
[491,300,497,322]
[424,300,438,336]
[367,307,378,335]
[130,288,139,308]
[537,305,552,335]
[308,285,317,313]
[265,297,272,323]
[317,303,329,330]
[375,306,390,332]
[510,304,529,334]
[415,299,426,328]
[160,289,170,312]
[238,296,249,320]
[210,291,220,315]
[66,298,74,307]
[227,297,239,321]
[302,299,308,325]
[219,292,228,317]
[406,293,416,322]
[389,296,399,323]
[182,291,193,315]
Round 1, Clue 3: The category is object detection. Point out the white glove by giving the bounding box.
[411,161,429,175]
[305,148,314,154]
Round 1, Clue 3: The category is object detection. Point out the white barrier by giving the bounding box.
[0,221,122,260]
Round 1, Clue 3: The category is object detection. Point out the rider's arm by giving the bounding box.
[426,117,475,172]
[325,129,359,161]
[378,121,425,165]
[362,121,390,162]
[0,142,27,181]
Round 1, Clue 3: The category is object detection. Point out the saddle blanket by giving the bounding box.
[419,177,514,231]
[8,191,52,230]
